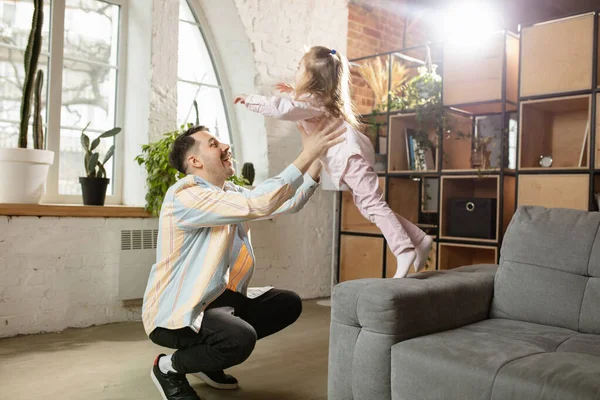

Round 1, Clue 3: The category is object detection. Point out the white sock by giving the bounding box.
[394,249,416,278]
[414,236,433,272]
[159,354,178,374]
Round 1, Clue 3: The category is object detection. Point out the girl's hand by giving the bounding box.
[233,95,247,105]
[275,83,294,93]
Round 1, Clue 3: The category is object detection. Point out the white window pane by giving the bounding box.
[60,60,117,131]
[0,0,51,52]
[0,49,49,148]
[0,122,37,149]
[0,121,18,148]
[59,127,115,195]
[63,0,119,65]
[177,82,230,145]
[178,20,218,85]
[179,0,195,23]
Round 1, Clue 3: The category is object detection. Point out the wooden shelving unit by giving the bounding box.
[340,177,386,234]
[388,114,438,173]
[438,243,497,270]
[515,11,599,219]
[519,95,591,170]
[339,235,384,282]
[520,13,594,98]
[439,176,500,243]
[443,31,519,115]
[337,11,600,283]
[517,174,589,211]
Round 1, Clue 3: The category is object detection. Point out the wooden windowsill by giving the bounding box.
[0,203,153,218]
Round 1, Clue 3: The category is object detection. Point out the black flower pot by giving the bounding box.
[79,177,110,206]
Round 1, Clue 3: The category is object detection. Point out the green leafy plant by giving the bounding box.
[135,126,185,216]
[228,173,250,186]
[18,0,45,150]
[80,122,121,178]
[371,61,472,172]
[135,101,250,216]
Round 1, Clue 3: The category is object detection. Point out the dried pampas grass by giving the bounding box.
[357,57,408,106]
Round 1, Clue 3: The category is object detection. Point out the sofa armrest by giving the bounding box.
[328,264,498,400]
[332,264,498,340]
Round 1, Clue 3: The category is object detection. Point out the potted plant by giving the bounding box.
[0,0,54,204]
[79,122,121,205]
[241,162,255,186]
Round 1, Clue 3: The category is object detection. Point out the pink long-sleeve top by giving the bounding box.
[244,93,375,189]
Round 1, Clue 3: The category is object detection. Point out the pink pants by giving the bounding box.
[341,155,426,257]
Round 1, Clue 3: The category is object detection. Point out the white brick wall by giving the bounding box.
[0,217,157,338]
[0,0,350,337]
[228,0,349,298]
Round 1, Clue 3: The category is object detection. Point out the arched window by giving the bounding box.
[178,0,231,146]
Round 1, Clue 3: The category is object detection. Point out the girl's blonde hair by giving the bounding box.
[295,46,360,129]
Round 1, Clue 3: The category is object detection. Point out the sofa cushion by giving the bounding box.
[492,260,589,330]
[492,206,600,333]
[331,264,497,338]
[391,318,600,400]
[491,352,600,400]
[580,277,600,335]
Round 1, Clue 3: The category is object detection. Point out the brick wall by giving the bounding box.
[347,0,431,115]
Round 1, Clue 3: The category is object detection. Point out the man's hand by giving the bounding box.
[233,94,247,105]
[299,118,345,159]
[307,160,322,182]
[293,119,345,174]
[275,83,294,93]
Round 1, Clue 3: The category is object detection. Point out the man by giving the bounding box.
[143,119,345,400]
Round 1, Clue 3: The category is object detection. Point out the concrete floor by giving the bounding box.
[0,300,330,400]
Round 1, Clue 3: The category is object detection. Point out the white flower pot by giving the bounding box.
[0,148,54,204]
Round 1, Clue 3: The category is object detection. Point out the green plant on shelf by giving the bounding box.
[372,63,471,172]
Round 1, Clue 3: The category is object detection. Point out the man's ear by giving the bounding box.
[187,153,203,170]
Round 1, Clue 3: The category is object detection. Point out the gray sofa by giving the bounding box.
[328,206,600,400]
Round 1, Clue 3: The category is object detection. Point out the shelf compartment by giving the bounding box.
[441,112,475,170]
[351,54,415,116]
[339,234,384,282]
[503,175,516,235]
[517,174,589,210]
[421,177,439,213]
[443,31,519,114]
[596,94,600,168]
[388,177,421,225]
[520,13,594,97]
[386,240,437,277]
[358,122,388,172]
[519,95,591,170]
[593,174,600,211]
[438,243,498,270]
[440,175,500,242]
[388,114,438,173]
[341,177,386,234]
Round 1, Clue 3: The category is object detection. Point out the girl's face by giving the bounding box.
[295,57,307,88]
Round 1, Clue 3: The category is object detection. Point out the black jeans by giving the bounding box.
[149,289,302,374]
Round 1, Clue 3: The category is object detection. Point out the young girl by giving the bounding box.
[234,46,432,278]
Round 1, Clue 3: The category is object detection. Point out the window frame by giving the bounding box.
[178,0,235,153]
[41,0,127,204]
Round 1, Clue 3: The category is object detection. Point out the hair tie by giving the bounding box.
[330,49,337,55]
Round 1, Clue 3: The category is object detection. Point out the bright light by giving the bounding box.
[440,1,501,48]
